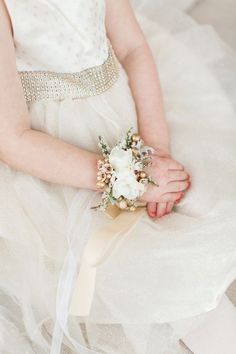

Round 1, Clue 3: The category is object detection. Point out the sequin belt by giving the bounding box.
[18,42,119,103]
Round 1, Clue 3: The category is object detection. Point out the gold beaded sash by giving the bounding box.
[18,41,119,103]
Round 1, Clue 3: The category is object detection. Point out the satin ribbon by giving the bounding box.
[69,205,146,316]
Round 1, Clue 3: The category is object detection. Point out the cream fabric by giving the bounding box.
[5,0,108,72]
[0,2,236,354]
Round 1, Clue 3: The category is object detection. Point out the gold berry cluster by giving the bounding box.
[131,133,149,185]
[96,157,113,189]
[135,170,148,185]
[117,197,137,211]
[130,133,141,156]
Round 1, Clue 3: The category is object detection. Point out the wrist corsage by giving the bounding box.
[92,128,158,212]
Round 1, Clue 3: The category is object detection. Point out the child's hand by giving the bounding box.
[139,150,191,218]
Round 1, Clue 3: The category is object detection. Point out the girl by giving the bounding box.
[0,0,235,353]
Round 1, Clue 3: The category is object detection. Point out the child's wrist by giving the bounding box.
[140,134,170,156]
[152,145,170,157]
[143,141,170,157]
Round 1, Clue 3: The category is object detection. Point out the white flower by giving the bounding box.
[112,169,146,200]
[133,161,143,171]
[109,147,133,172]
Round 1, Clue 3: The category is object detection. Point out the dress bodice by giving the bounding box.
[5,0,109,73]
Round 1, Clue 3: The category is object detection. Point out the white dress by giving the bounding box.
[1,1,236,353]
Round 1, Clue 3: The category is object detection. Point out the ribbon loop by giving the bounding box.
[69,206,145,316]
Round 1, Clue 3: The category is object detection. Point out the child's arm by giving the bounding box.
[0,0,101,191]
[106,0,190,218]
[105,0,170,154]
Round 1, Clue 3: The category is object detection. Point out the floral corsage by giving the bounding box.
[92,128,158,212]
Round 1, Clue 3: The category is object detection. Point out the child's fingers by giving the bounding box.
[156,202,168,218]
[147,202,157,218]
[166,201,175,214]
[167,170,189,182]
[166,180,190,193]
[166,159,185,170]
[147,202,171,219]
[159,192,184,203]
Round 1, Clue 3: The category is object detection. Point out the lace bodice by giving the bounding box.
[5,0,109,73]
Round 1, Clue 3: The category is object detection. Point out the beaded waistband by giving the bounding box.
[18,41,119,103]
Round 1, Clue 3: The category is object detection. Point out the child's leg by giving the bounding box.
[181,294,236,354]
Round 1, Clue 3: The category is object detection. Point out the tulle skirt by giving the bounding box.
[1,4,236,354]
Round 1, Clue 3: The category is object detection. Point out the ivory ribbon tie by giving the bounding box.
[69,205,145,316]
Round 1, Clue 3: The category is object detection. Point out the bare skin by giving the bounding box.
[0,0,102,191]
[105,0,191,217]
[0,0,190,218]
[140,152,190,205]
